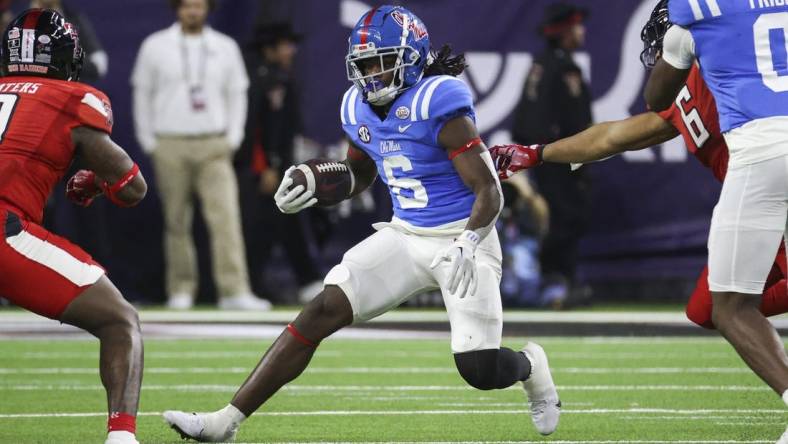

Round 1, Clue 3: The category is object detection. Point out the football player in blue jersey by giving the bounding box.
[643,1,788,439]
[162,5,560,442]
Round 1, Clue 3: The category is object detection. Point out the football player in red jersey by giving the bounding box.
[489,0,788,330]
[0,10,147,444]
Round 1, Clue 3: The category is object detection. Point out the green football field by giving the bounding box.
[0,336,785,443]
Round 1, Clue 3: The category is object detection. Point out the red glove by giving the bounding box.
[488,144,544,179]
[66,170,102,207]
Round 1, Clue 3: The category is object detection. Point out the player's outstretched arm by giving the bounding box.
[343,140,378,198]
[71,126,147,207]
[491,112,678,179]
[545,111,678,162]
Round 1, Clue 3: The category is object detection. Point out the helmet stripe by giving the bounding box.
[399,11,409,46]
[359,6,379,45]
[22,9,42,30]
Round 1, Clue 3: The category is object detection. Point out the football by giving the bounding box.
[289,158,353,206]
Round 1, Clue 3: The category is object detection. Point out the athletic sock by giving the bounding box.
[782,389,788,408]
[108,412,136,434]
[106,431,136,443]
[212,403,247,426]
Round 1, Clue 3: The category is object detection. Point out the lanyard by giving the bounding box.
[180,34,208,87]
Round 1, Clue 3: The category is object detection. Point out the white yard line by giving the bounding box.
[238,441,775,444]
[0,383,774,392]
[0,366,756,375]
[0,408,784,419]
[6,350,739,360]
[242,442,773,444]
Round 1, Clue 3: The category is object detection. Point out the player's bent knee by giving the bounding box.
[293,285,353,340]
[302,286,350,320]
[454,349,499,391]
[118,301,141,331]
[98,299,140,338]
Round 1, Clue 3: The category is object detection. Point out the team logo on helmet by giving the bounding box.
[358,125,371,143]
[2,9,84,81]
[346,6,430,106]
[391,10,428,41]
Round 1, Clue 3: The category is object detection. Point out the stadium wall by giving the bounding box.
[31,0,718,300]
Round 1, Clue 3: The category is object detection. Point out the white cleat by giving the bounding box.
[163,410,238,442]
[777,425,788,444]
[104,431,139,444]
[521,342,561,435]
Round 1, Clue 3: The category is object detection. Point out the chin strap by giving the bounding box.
[101,163,140,207]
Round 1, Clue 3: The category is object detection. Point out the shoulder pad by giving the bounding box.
[406,75,473,122]
[74,85,113,133]
[340,86,361,125]
[668,0,722,26]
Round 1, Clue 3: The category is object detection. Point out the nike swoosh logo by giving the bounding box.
[398,124,412,133]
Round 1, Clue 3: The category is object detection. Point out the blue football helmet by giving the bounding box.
[346,5,430,106]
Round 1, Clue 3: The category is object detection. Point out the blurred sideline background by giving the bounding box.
[4,0,720,308]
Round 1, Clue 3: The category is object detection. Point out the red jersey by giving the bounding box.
[657,65,728,182]
[0,76,113,224]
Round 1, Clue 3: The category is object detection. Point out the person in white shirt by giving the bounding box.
[131,0,270,311]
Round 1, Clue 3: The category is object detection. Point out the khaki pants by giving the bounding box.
[151,135,251,300]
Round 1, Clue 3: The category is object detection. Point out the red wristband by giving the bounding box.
[448,137,482,160]
[102,163,140,207]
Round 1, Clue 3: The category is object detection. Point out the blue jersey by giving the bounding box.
[340,75,476,228]
[669,0,788,132]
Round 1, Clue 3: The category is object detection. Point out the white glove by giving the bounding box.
[430,230,481,299]
[274,166,317,214]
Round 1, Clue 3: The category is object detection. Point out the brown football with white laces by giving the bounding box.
[288,158,353,206]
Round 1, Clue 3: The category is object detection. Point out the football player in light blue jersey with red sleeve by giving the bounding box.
[644,1,788,440]
[162,5,561,442]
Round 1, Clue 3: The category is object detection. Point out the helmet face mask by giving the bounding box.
[640,0,671,69]
[2,9,84,81]
[346,5,430,106]
[346,44,419,106]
